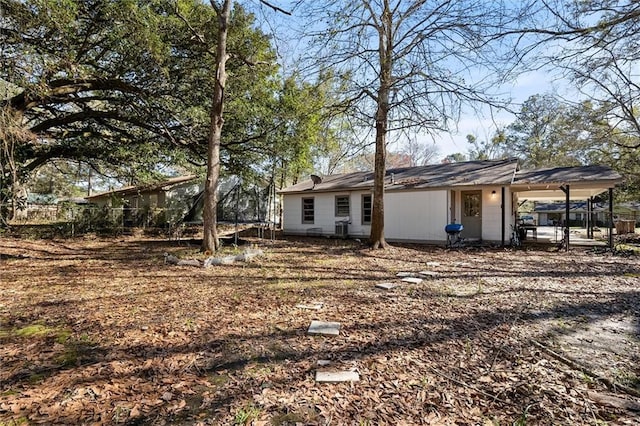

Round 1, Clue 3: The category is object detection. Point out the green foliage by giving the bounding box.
[465,133,511,162]
[67,204,124,235]
[0,322,71,341]
[1,0,330,224]
[442,152,468,163]
[498,94,585,168]
[493,94,640,199]
[0,416,29,425]
[233,403,261,425]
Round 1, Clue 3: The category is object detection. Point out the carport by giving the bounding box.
[509,165,624,251]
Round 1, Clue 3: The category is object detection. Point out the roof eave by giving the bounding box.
[510,178,623,190]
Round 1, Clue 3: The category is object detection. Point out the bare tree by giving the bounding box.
[401,138,440,166]
[563,17,640,150]
[513,1,640,149]
[299,0,523,248]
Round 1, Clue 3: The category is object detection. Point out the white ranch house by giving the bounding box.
[279,159,623,245]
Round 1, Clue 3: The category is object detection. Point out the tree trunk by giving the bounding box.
[369,0,392,249]
[202,0,231,253]
[369,93,389,249]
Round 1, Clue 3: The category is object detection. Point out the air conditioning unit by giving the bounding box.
[335,221,348,238]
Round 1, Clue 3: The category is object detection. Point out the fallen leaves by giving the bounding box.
[0,236,639,424]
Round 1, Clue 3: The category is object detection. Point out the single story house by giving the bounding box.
[278,159,623,245]
[86,175,201,226]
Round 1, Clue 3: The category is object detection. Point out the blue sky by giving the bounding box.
[439,69,571,158]
[255,1,577,162]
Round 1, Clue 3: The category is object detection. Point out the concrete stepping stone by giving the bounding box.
[376,282,399,290]
[418,271,438,277]
[401,277,423,284]
[425,261,441,267]
[296,302,323,310]
[396,271,415,277]
[317,360,332,366]
[308,320,341,336]
[315,371,360,383]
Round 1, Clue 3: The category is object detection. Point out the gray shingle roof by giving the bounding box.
[279,159,519,194]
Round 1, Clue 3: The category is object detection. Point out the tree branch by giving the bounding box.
[258,0,292,16]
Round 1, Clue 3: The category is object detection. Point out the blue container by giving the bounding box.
[445,223,463,233]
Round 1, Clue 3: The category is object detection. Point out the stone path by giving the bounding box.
[375,282,399,290]
[315,371,360,383]
[311,266,441,382]
[296,302,323,310]
[307,320,341,336]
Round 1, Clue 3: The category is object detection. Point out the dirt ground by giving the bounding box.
[1,234,639,425]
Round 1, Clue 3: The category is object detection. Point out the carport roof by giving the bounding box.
[511,165,623,201]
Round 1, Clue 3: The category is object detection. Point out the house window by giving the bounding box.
[335,195,350,216]
[362,194,372,225]
[463,193,481,217]
[302,197,314,223]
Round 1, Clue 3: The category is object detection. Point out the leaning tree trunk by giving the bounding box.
[202,0,231,253]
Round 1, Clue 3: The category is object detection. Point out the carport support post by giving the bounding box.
[501,186,506,246]
[609,188,614,249]
[587,197,593,238]
[586,197,591,238]
[589,197,598,238]
[561,185,570,251]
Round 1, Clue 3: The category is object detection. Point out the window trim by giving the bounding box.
[302,197,314,224]
[335,195,350,217]
[361,194,372,225]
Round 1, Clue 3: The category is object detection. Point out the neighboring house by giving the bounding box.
[279,159,623,245]
[13,194,88,222]
[534,201,640,226]
[20,193,59,222]
[86,175,201,226]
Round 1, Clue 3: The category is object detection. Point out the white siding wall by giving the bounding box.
[347,191,372,237]
[283,192,363,235]
[476,186,513,243]
[482,187,504,242]
[283,186,513,243]
[384,190,449,242]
